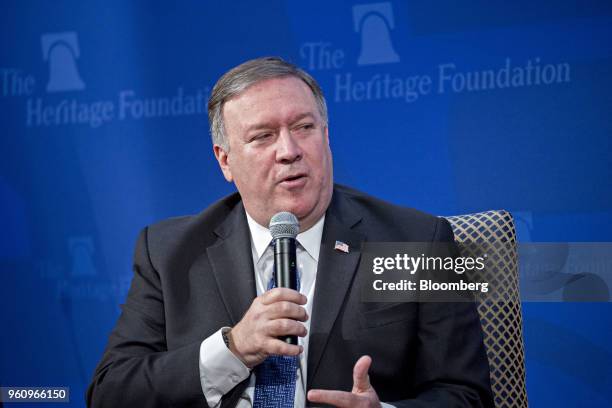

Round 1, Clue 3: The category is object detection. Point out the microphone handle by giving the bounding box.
[274,237,298,345]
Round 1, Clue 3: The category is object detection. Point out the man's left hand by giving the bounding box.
[307,355,381,408]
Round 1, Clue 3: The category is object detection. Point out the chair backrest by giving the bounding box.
[443,210,528,408]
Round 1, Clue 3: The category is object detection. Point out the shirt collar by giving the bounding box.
[245,211,325,263]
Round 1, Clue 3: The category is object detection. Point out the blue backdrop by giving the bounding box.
[1,1,611,406]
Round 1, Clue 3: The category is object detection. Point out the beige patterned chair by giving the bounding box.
[443,210,528,408]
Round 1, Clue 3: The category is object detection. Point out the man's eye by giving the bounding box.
[251,133,272,142]
[297,123,314,131]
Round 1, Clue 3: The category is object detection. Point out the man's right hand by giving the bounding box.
[228,287,309,368]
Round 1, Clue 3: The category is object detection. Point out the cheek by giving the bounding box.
[233,152,273,184]
[305,139,329,166]
[313,146,332,177]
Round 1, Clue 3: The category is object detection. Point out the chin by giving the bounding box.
[278,200,313,219]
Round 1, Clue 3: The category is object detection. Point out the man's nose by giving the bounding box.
[276,128,302,163]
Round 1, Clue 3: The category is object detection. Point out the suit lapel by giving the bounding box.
[205,202,255,408]
[207,201,257,326]
[307,190,364,389]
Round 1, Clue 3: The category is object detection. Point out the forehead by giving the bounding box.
[222,76,320,131]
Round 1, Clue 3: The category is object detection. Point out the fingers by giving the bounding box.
[307,357,379,408]
[266,338,304,356]
[268,318,308,338]
[231,288,309,367]
[230,288,308,367]
[352,355,372,393]
[308,390,356,408]
[261,287,307,306]
[267,301,309,321]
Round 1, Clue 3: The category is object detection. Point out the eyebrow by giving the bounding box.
[244,112,317,133]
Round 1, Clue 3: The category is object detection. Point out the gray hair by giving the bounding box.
[207,56,328,150]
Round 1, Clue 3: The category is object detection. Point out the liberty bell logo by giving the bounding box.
[352,2,400,66]
[41,32,86,92]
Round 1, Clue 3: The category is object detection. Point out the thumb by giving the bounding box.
[352,355,372,393]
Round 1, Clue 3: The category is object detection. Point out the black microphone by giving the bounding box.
[269,211,300,345]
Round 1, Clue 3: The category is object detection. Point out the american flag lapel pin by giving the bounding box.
[334,240,350,253]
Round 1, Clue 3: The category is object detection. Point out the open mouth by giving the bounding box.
[279,174,307,187]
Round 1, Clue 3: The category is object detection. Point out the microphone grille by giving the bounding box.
[269,212,299,239]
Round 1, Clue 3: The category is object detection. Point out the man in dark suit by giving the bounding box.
[87,57,493,408]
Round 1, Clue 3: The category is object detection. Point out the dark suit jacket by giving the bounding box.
[87,184,493,408]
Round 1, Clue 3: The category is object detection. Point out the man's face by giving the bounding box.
[214,76,333,231]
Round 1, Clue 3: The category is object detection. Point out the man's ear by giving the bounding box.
[213,144,233,182]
